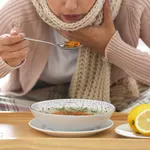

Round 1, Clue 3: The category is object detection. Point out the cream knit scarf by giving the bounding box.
[31,0,123,103]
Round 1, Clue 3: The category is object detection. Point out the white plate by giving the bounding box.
[115,124,150,139]
[29,118,114,137]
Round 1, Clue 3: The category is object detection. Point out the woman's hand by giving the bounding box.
[58,0,116,54]
[0,27,30,67]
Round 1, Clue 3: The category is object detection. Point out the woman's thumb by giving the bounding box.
[10,27,21,36]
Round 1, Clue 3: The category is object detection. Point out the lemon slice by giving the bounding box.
[128,104,150,133]
[135,109,150,136]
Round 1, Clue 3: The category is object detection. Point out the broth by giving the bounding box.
[51,111,92,116]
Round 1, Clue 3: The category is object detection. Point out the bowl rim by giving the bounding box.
[29,99,115,118]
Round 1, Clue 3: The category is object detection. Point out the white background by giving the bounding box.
[0,0,8,8]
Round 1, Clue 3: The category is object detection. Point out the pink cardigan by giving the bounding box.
[0,0,150,96]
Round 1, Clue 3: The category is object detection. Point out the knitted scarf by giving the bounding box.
[31,0,123,103]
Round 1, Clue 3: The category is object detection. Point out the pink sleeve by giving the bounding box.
[105,31,150,85]
[140,1,150,48]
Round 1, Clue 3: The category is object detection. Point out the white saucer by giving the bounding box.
[115,124,150,139]
[29,118,114,137]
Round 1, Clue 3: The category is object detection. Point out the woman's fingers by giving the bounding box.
[103,0,114,27]
[0,27,30,67]
[2,40,30,52]
[5,56,26,67]
[0,46,29,60]
[0,33,25,46]
[10,27,22,36]
[1,46,29,67]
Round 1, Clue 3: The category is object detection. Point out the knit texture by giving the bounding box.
[31,0,122,30]
[31,0,122,102]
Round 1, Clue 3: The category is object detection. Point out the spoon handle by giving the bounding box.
[24,37,58,47]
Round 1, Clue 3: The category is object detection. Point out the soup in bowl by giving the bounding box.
[30,99,115,131]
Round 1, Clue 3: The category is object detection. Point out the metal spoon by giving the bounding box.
[24,37,80,50]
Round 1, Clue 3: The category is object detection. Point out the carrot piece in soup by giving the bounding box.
[64,41,80,48]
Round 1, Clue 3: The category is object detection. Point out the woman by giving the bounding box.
[0,0,149,111]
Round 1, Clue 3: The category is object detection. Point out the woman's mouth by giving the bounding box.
[61,14,83,22]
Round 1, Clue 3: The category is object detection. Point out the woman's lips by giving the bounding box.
[61,14,82,22]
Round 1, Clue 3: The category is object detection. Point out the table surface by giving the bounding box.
[0,112,149,150]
